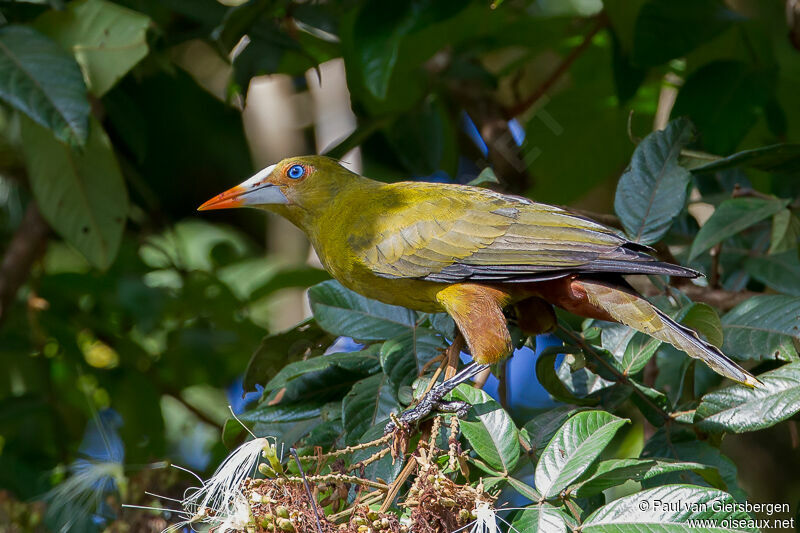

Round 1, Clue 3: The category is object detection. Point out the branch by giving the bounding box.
[504,14,608,119]
[0,203,50,327]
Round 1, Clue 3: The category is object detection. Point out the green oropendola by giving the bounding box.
[199,156,761,429]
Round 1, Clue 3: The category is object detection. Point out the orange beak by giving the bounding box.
[198,165,288,211]
[197,185,247,211]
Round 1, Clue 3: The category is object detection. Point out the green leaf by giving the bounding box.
[510,502,572,533]
[695,362,800,433]
[630,381,671,427]
[265,350,381,393]
[20,116,127,269]
[536,349,600,406]
[341,373,399,444]
[614,118,693,244]
[745,250,800,297]
[632,0,741,66]
[522,406,586,458]
[308,280,416,341]
[641,429,739,496]
[680,303,723,348]
[570,458,717,498]
[243,320,334,393]
[768,209,800,255]
[351,0,466,99]
[239,402,326,425]
[35,0,150,97]
[451,384,520,474]
[672,61,773,155]
[534,410,628,498]
[467,167,499,187]
[582,484,757,532]
[384,95,457,175]
[691,143,800,175]
[688,197,790,261]
[721,295,800,361]
[0,25,89,145]
[379,328,445,388]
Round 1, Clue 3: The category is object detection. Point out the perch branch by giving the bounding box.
[0,203,50,327]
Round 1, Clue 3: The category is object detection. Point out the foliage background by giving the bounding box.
[1,0,800,531]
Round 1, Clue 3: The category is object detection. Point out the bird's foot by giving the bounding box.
[383,362,488,435]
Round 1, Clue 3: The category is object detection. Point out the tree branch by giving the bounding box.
[0,203,50,327]
[504,14,609,119]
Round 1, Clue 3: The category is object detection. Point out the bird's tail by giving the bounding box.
[577,279,762,388]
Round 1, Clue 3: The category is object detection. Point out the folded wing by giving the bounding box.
[355,183,698,283]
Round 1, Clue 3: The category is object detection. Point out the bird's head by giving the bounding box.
[198,156,360,217]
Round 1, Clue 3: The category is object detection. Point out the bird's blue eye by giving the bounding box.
[287,164,306,179]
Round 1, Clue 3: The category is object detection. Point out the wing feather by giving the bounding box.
[352,183,698,282]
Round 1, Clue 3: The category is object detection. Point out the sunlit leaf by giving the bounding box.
[534,410,628,498]
[614,118,693,244]
[695,362,800,433]
[451,384,520,474]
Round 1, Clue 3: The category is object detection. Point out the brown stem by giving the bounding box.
[0,203,50,327]
[504,14,608,118]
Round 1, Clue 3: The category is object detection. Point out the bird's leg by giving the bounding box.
[384,284,513,435]
[383,362,489,434]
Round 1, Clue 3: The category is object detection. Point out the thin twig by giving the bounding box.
[558,326,671,422]
[504,14,608,118]
[0,203,50,327]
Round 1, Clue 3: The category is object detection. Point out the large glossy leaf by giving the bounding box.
[351,0,467,99]
[614,118,693,244]
[264,350,381,393]
[582,484,757,532]
[0,25,88,145]
[35,0,150,96]
[695,362,800,433]
[341,373,399,445]
[688,197,790,261]
[721,295,800,361]
[308,280,416,341]
[745,251,800,297]
[522,406,586,458]
[641,430,740,497]
[509,502,572,533]
[672,61,773,155]
[769,209,800,255]
[632,0,741,66]
[534,410,628,498]
[680,303,723,348]
[379,328,445,388]
[570,458,717,498]
[243,320,334,393]
[691,143,800,175]
[601,321,663,376]
[21,116,127,269]
[451,384,520,474]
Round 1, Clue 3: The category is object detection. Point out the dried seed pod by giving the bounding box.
[440,497,456,508]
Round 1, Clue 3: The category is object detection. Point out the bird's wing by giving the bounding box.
[354,184,697,282]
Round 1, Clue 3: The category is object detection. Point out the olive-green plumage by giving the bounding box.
[200,155,761,388]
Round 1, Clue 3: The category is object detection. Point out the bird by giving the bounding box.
[199,156,761,429]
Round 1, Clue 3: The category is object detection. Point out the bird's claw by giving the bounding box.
[383,382,471,435]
